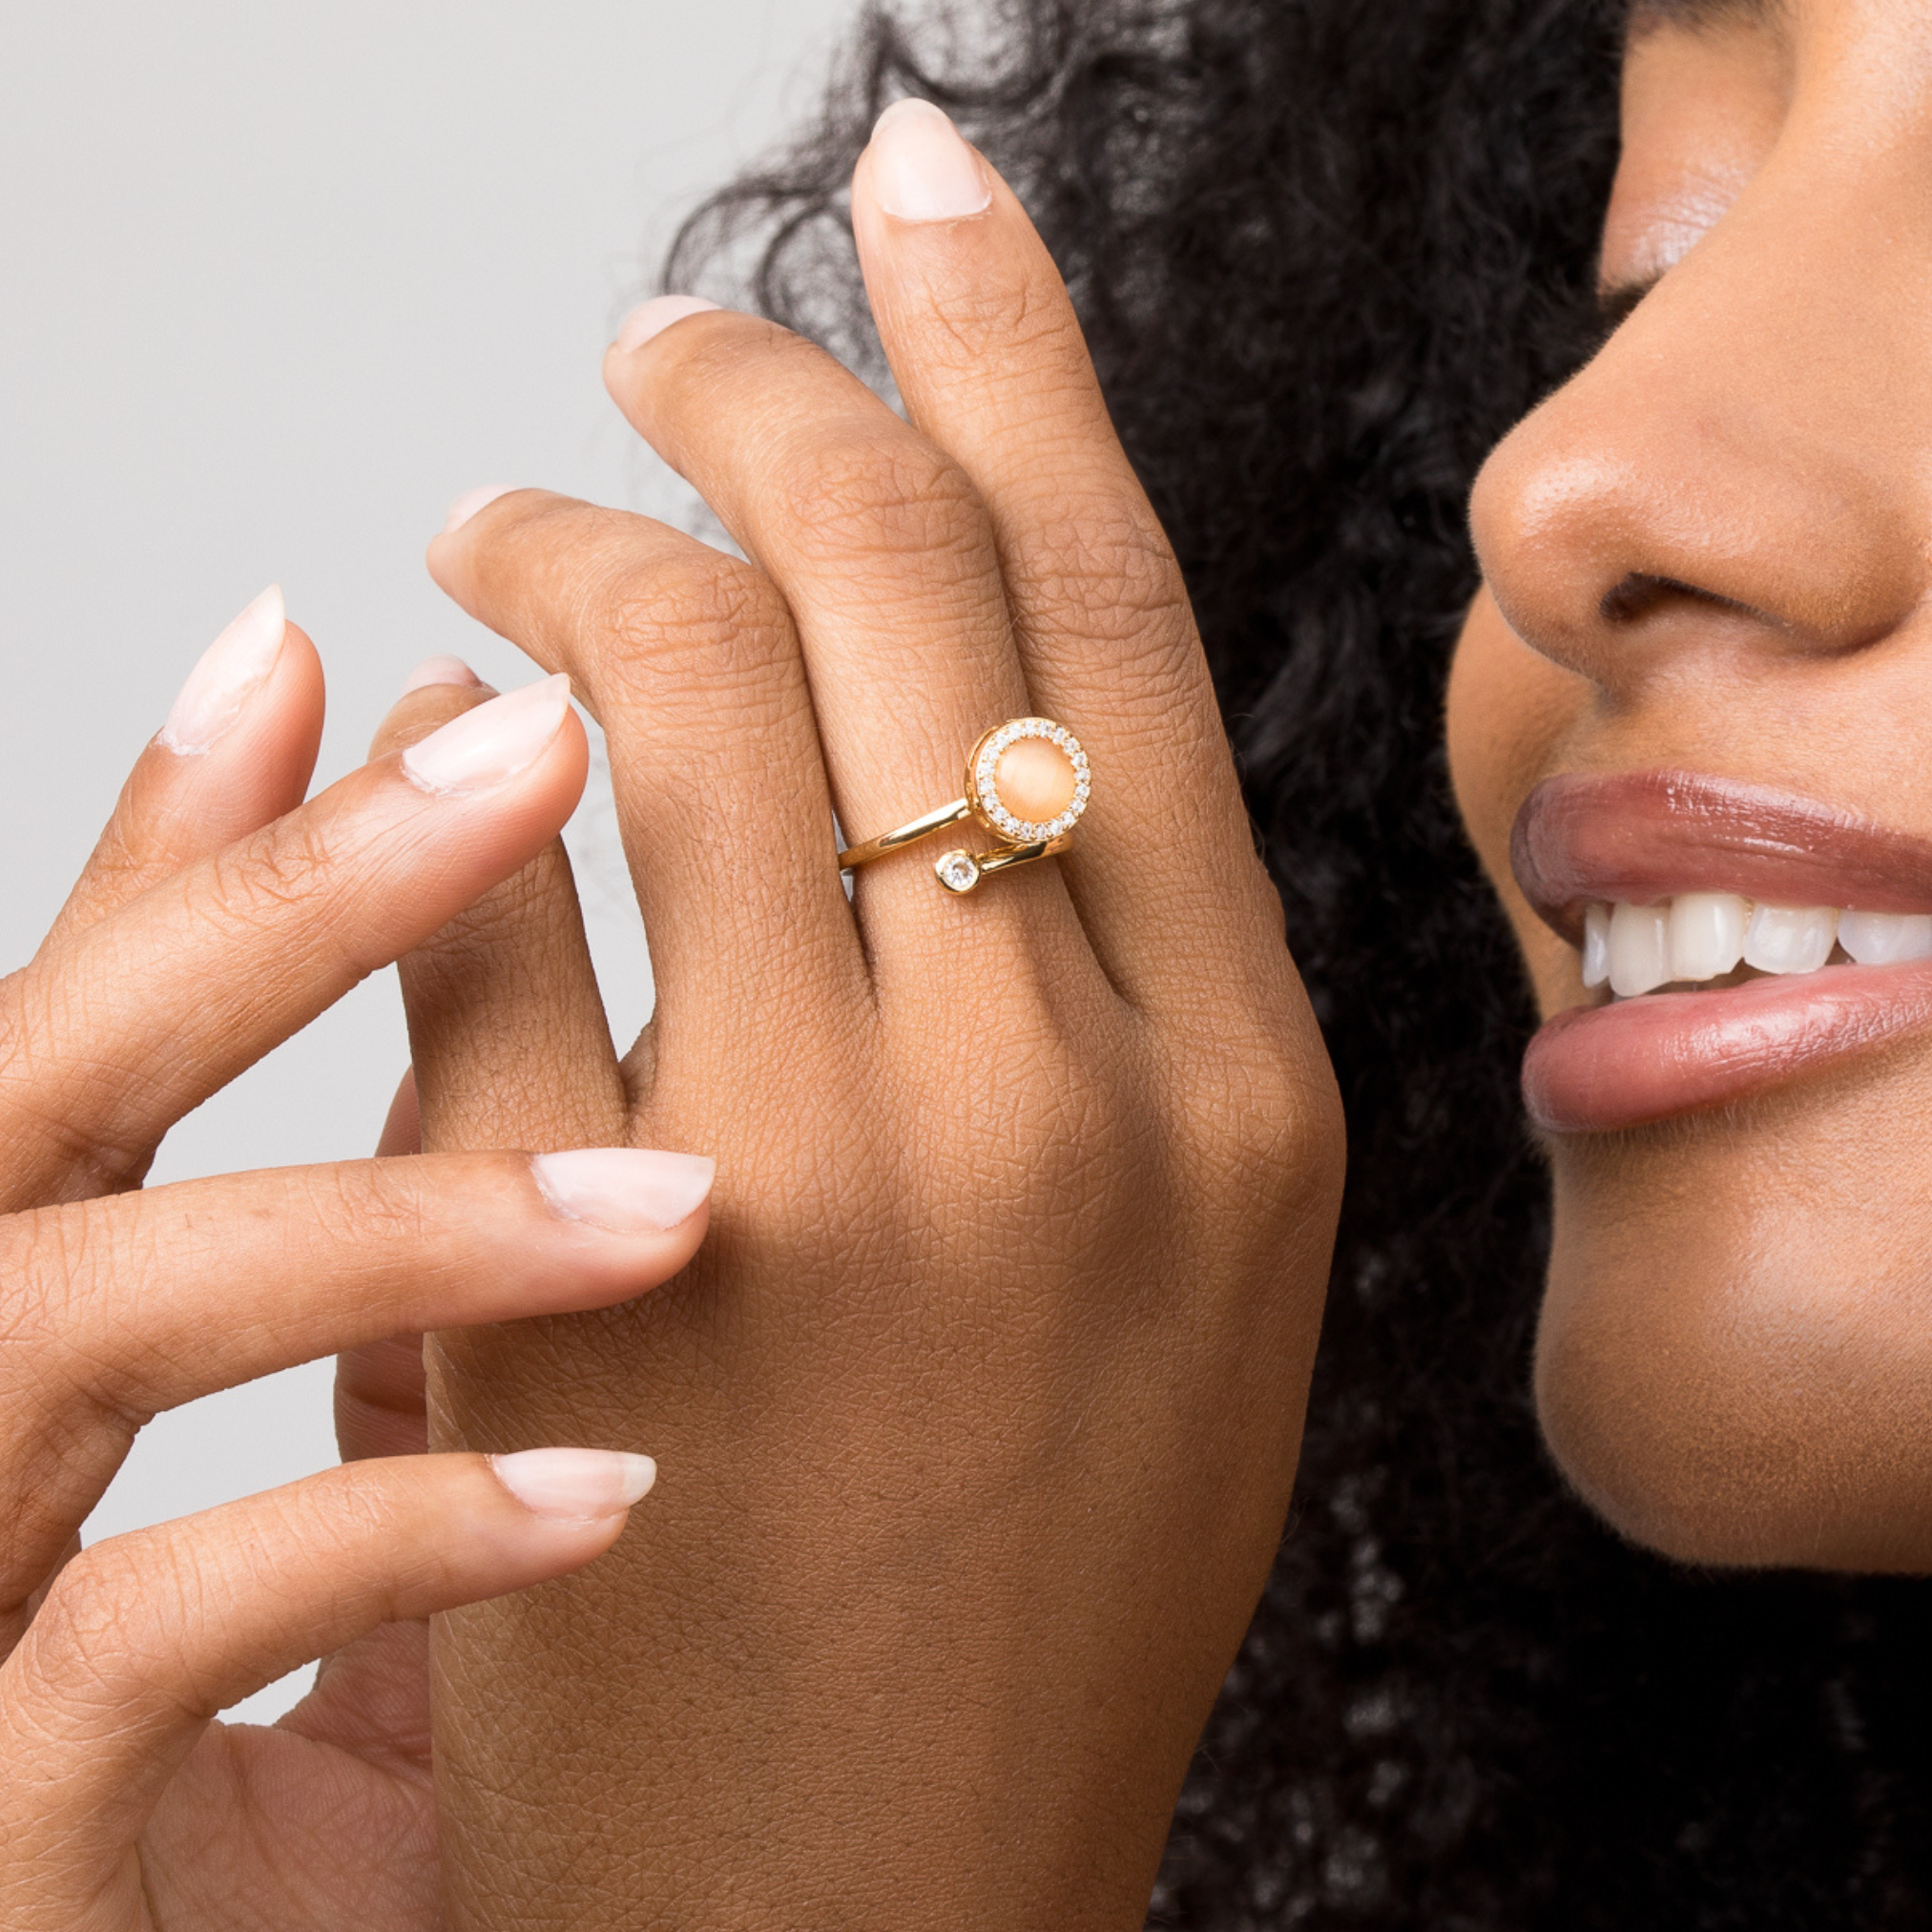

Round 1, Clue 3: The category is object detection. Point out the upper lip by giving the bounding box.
[1511,769,1932,945]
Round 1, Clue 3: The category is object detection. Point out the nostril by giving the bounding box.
[1599,571,1763,628]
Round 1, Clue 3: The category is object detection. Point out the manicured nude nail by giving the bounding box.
[401,674,571,796]
[531,1147,716,1233]
[159,585,287,756]
[613,294,721,354]
[401,654,483,695]
[490,1446,656,1521]
[443,485,515,534]
[869,99,991,223]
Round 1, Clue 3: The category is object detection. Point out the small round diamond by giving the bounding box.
[935,850,982,894]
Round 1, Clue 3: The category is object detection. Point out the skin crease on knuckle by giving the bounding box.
[1448,0,1932,1569]
[596,562,804,737]
[766,426,997,592]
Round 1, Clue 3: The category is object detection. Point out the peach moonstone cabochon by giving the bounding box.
[993,737,1079,823]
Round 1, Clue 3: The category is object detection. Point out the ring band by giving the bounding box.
[838,717,1091,895]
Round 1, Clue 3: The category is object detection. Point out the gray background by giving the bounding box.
[1,0,861,1718]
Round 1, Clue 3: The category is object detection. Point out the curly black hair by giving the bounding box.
[668,1,1932,1922]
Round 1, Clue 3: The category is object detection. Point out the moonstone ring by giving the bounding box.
[836,717,1091,895]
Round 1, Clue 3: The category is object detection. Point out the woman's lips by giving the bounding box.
[1512,769,1932,943]
[1512,771,1932,1132]
[1522,960,1932,1132]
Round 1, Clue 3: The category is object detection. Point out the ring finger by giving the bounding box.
[597,305,1093,981]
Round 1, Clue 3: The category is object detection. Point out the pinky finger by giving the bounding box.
[0,1448,654,1922]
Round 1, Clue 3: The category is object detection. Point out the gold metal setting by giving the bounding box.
[838,717,1090,894]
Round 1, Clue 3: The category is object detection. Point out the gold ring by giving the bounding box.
[838,717,1091,895]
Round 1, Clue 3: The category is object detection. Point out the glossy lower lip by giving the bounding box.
[1524,961,1932,1132]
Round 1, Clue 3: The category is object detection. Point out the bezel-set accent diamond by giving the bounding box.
[965,717,1091,844]
[935,849,983,895]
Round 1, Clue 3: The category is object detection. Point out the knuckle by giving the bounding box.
[29,1543,144,1690]
[0,1198,169,1431]
[924,272,1078,371]
[585,547,815,741]
[771,429,989,570]
[933,1012,1149,1229]
[594,548,786,671]
[0,978,160,1200]
[1012,499,1192,645]
[25,1528,239,1730]
[205,813,343,932]
[0,1205,86,1355]
[1189,1028,1346,1221]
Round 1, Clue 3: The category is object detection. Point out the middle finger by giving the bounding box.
[603,306,1096,973]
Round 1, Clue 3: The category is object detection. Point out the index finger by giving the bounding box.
[846,102,1285,1006]
[38,588,325,953]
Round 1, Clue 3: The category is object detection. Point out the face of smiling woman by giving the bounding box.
[1449,0,1932,1569]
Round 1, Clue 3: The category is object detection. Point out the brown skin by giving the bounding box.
[0,636,712,1928]
[1453,0,1932,1568]
[406,115,1342,1932]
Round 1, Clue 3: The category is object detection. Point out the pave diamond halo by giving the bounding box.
[965,717,1091,845]
[836,714,1091,894]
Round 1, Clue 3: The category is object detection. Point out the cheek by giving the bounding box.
[1444,592,1589,1008]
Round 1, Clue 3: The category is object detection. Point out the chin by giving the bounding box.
[1530,1061,1932,1574]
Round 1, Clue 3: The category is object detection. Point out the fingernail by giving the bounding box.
[613,294,721,355]
[159,585,287,756]
[869,99,991,223]
[443,485,515,534]
[402,654,483,695]
[531,1147,716,1234]
[401,674,571,796]
[490,1446,656,1521]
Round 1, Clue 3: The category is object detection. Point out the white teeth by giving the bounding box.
[1583,895,1932,994]
[1582,903,1611,988]
[1608,901,1672,997]
[1743,904,1839,975]
[1837,909,1932,965]
[1669,892,1748,983]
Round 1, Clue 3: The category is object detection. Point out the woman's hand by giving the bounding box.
[412,100,1343,1931]
[0,597,714,1931]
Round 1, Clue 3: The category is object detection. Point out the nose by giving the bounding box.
[1469,150,1932,696]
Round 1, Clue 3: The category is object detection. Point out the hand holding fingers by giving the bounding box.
[0,1447,655,1932]
[409,102,1344,1932]
[0,606,709,1932]
[0,672,588,1208]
